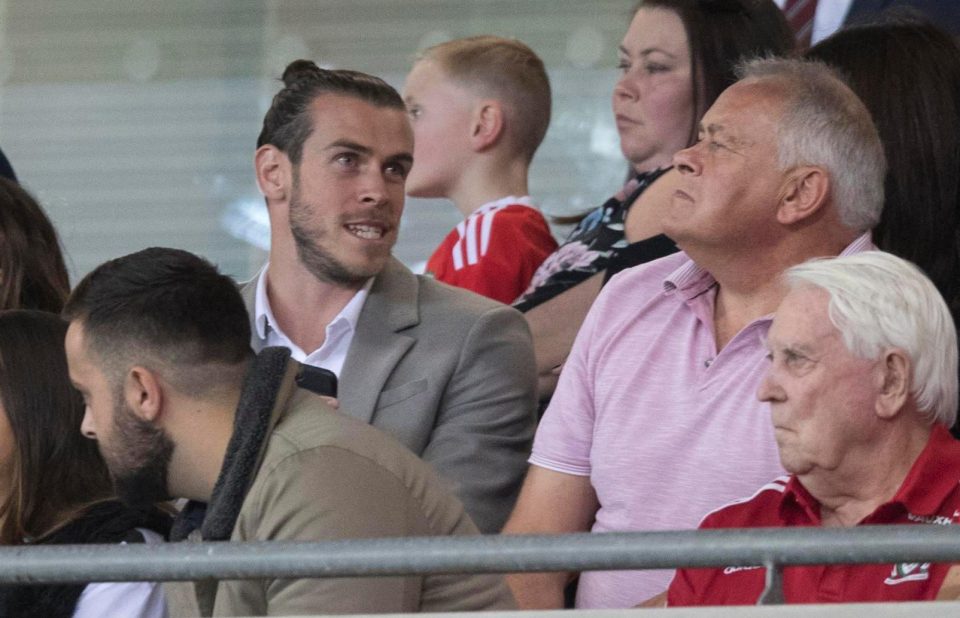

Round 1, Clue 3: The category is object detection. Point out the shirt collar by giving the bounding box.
[662,254,717,301]
[331,278,373,334]
[660,232,875,301]
[839,231,875,256]
[472,195,536,217]
[779,476,825,525]
[254,263,372,341]
[253,264,272,340]
[889,424,960,517]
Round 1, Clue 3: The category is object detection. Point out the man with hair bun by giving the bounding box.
[667,251,960,605]
[246,60,537,534]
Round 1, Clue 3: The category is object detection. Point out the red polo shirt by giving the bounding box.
[667,425,960,606]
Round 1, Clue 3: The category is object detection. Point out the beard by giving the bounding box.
[288,173,390,287]
[103,394,175,508]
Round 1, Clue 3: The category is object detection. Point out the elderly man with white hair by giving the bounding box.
[505,56,886,608]
[668,251,960,605]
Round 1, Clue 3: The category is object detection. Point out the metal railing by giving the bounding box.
[4,526,960,604]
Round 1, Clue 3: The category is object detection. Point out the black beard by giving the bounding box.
[108,400,175,507]
[289,213,371,287]
[287,171,388,287]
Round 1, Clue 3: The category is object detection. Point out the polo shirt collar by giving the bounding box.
[660,231,874,302]
[839,231,875,257]
[662,255,716,302]
[889,424,960,516]
[777,424,960,524]
[779,476,822,524]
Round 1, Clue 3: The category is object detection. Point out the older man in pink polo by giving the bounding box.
[504,57,886,609]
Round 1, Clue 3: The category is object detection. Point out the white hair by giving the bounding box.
[785,251,958,427]
[736,58,886,233]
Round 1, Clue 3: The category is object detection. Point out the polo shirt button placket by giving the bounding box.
[816,564,846,604]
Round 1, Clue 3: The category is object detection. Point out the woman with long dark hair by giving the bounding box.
[0,178,71,313]
[806,19,960,319]
[0,311,169,617]
[805,18,960,435]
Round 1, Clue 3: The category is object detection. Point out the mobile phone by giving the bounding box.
[296,365,338,398]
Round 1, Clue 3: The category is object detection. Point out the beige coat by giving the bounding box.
[207,356,515,615]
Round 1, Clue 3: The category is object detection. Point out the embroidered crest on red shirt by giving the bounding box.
[884,562,931,586]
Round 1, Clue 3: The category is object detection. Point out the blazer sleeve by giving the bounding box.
[420,304,538,533]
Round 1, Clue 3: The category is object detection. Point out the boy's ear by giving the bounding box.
[255,145,292,204]
[470,100,505,152]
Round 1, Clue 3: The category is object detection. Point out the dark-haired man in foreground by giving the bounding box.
[64,247,515,616]
[245,60,537,534]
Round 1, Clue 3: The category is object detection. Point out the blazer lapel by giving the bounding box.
[339,258,419,424]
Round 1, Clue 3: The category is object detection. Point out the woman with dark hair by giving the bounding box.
[0,311,169,618]
[806,20,960,319]
[517,0,794,402]
[0,178,71,312]
[0,147,16,184]
[805,19,960,435]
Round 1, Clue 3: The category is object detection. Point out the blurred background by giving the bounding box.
[0,0,636,281]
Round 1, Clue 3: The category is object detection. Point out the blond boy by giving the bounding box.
[404,36,557,304]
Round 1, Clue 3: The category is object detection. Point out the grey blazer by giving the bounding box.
[241,258,538,533]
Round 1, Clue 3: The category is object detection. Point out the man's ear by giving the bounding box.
[470,100,505,152]
[124,366,164,423]
[254,145,292,203]
[776,166,829,225]
[875,348,911,420]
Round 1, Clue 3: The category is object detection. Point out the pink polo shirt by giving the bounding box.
[530,234,874,608]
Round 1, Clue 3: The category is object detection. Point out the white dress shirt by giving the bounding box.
[253,264,372,378]
[775,0,854,45]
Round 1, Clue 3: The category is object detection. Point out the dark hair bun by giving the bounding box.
[282,59,321,87]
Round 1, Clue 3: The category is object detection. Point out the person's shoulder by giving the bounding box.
[414,278,529,351]
[698,476,791,530]
[494,202,549,222]
[269,391,392,456]
[265,391,464,516]
[373,258,526,337]
[455,201,552,245]
[416,270,521,316]
[494,204,556,240]
[271,390,451,470]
